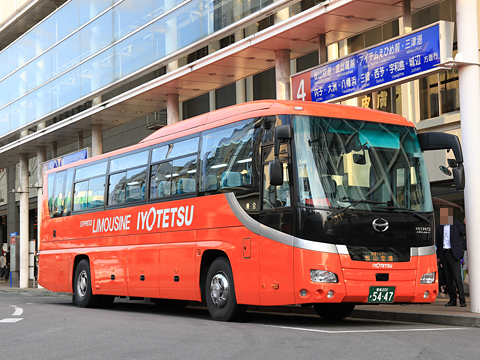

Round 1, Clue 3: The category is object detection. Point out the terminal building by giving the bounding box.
[0,0,476,287]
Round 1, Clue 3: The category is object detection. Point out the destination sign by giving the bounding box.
[292,22,453,103]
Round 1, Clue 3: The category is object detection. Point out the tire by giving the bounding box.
[313,303,355,321]
[205,257,246,321]
[73,259,100,308]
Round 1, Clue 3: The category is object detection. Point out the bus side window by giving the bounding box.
[74,181,88,211]
[47,173,56,218]
[73,177,105,211]
[63,169,74,216]
[200,119,255,192]
[52,171,67,217]
[172,155,196,195]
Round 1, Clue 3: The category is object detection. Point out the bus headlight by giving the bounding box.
[310,270,338,283]
[420,272,435,284]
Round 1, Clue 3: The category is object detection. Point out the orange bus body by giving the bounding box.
[39,100,438,317]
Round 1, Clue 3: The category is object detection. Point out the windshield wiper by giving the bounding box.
[376,205,430,224]
[327,199,388,221]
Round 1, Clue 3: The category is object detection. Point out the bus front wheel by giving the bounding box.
[74,259,100,308]
[205,257,246,321]
[313,303,355,321]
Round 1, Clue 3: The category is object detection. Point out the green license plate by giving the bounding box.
[368,286,395,303]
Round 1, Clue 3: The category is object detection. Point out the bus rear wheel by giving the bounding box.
[74,259,100,308]
[313,303,355,321]
[205,257,246,321]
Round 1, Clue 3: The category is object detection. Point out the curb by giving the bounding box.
[248,305,480,328]
[0,288,71,297]
[351,309,480,327]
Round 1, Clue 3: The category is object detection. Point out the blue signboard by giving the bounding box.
[309,25,440,102]
[48,149,88,170]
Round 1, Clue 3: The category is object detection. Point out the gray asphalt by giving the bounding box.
[0,292,479,360]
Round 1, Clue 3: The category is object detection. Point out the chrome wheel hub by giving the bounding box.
[77,269,88,298]
[210,272,229,308]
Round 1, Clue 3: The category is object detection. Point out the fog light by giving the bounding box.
[300,289,307,297]
[310,270,338,283]
[423,291,430,299]
[420,272,435,284]
[327,290,334,299]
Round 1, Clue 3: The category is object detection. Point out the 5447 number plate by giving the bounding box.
[368,286,395,303]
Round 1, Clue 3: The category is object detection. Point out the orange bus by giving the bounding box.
[39,100,465,321]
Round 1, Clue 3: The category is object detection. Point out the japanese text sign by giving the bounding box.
[292,22,453,103]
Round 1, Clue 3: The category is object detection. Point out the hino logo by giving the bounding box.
[372,218,389,232]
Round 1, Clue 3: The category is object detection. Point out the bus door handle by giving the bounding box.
[53,230,56,238]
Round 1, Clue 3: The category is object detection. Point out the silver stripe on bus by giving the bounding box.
[225,194,437,257]
[336,245,349,255]
[294,238,338,253]
[410,245,436,256]
[225,193,330,251]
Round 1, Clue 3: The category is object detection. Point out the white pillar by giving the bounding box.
[167,94,179,125]
[92,124,103,156]
[19,153,29,289]
[236,79,246,104]
[275,49,291,100]
[36,147,46,289]
[456,0,480,313]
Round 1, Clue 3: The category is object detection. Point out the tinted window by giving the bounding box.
[200,120,256,191]
[73,176,105,211]
[151,137,199,162]
[47,173,55,217]
[75,161,107,181]
[109,167,147,205]
[64,169,74,216]
[110,151,148,172]
[52,171,67,217]
[150,155,197,199]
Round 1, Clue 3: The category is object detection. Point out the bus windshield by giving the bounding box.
[293,115,433,213]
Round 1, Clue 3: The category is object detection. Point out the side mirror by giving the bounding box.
[269,157,283,186]
[418,132,464,190]
[452,165,465,191]
[273,125,292,157]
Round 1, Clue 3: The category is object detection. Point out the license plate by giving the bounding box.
[368,286,395,303]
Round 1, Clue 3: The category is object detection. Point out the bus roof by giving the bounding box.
[140,100,412,145]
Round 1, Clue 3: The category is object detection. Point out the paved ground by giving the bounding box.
[1,279,479,327]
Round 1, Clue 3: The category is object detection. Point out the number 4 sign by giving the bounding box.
[291,72,311,101]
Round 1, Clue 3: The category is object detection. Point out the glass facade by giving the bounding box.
[0,0,279,138]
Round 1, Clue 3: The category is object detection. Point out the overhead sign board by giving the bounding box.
[48,148,90,170]
[292,21,454,103]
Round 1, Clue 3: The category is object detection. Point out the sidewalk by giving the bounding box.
[0,279,478,327]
